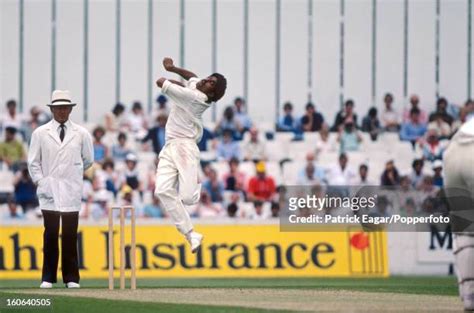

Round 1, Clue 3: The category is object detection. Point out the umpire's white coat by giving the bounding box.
[28,120,94,212]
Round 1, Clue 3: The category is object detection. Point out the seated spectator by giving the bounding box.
[112,132,132,162]
[248,200,270,220]
[380,160,400,186]
[362,107,382,141]
[215,106,243,139]
[202,168,224,202]
[397,175,419,216]
[233,97,252,134]
[197,190,223,217]
[297,152,325,185]
[142,113,167,155]
[0,126,25,171]
[142,195,165,218]
[315,124,336,154]
[120,153,144,196]
[431,160,444,187]
[355,164,376,185]
[380,93,400,132]
[89,189,111,220]
[14,166,38,213]
[243,128,267,162]
[400,107,427,147]
[277,102,300,133]
[198,127,216,152]
[3,199,25,219]
[222,157,246,193]
[152,94,170,122]
[451,105,471,136]
[403,94,428,124]
[270,202,280,218]
[216,129,241,161]
[127,101,148,138]
[247,161,276,202]
[326,153,357,185]
[332,99,358,131]
[92,126,109,163]
[118,184,141,213]
[428,112,451,138]
[337,121,362,153]
[96,159,121,197]
[0,100,24,136]
[420,127,448,162]
[104,103,126,132]
[227,202,239,218]
[418,176,440,202]
[429,97,453,126]
[301,102,324,132]
[23,106,49,143]
[410,159,425,189]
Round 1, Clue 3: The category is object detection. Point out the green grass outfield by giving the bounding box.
[0,276,458,313]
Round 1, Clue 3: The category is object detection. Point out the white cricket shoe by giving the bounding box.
[39,281,53,289]
[66,282,80,288]
[186,231,203,253]
[464,293,474,311]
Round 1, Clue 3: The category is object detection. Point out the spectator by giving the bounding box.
[301,102,324,132]
[270,202,280,218]
[215,106,242,139]
[247,161,276,202]
[3,199,25,219]
[315,124,336,155]
[95,159,121,197]
[431,160,444,187]
[428,113,451,138]
[197,190,223,217]
[420,127,448,162]
[337,121,362,153]
[92,126,109,163]
[400,107,427,147]
[197,127,215,152]
[0,126,25,171]
[120,153,143,195]
[398,176,419,216]
[152,94,170,122]
[0,100,23,135]
[89,189,111,220]
[361,107,382,141]
[355,164,376,185]
[222,157,246,193]
[326,153,357,185]
[380,93,400,131]
[104,103,126,132]
[418,176,440,202]
[127,101,148,139]
[410,159,425,189]
[332,99,358,131]
[277,102,300,133]
[451,105,472,135]
[429,97,453,125]
[248,200,270,220]
[403,94,428,124]
[23,106,49,143]
[118,184,141,212]
[227,202,239,218]
[380,160,400,186]
[216,129,240,161]
[13,166,38,213]
[233,97,252,134]
[243,128,267,162]
[142,195,165,218]
[202,168,224,202]
[142,113,167,156]
[111,132,131,162]
[297,152,325,185]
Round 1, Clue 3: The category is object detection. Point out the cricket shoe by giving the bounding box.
[66,282,80,288]
[40,281,53,289]
[186,231,203,253]
[464,293,474,311]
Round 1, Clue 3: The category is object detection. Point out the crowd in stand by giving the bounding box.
[1,93,473,221]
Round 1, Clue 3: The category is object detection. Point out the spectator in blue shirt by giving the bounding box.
[142,113,167,156]
[277,102,300,132]
[202,168,224,202]
[198,127,215,151]
[112,132,131,162]
[400,107,427,147]
[216,129,241,161]
[233,97,252,133]
[142,195,165,218]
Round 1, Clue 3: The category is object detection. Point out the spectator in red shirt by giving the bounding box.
[247,161,276,202]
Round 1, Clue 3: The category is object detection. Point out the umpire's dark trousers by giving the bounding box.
[41,210,80,284]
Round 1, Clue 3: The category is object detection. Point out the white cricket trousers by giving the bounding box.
[155,138,201,235]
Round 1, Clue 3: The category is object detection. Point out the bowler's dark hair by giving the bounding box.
[210,73,227,102]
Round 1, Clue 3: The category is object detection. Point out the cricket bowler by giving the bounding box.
[154,57,227,253]
[444,117,474,311]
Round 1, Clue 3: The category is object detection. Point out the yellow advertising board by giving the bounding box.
[0,224,388,279]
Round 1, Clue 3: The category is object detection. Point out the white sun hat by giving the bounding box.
[47,90,76,107]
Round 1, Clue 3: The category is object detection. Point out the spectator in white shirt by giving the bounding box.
[233,97,252,134]
[1,100,24,137]
[326,153,357,185]
[243,127,267,162]
[355,164,376,185]
[381,93,400,132]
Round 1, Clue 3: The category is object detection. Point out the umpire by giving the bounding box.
[28,90,93,289]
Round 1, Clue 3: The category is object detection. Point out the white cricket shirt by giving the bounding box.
[161,77,211,142]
